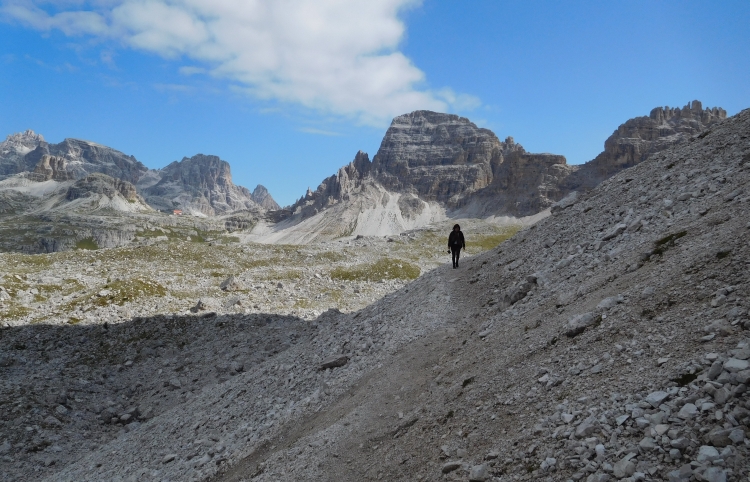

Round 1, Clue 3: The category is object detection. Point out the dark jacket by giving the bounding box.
[448,230,465,250]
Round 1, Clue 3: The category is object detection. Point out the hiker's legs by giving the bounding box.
[452,248,460,267]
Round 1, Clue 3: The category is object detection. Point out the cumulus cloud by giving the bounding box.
[1,0,480,125]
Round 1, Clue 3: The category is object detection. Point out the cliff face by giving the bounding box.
[27,138,148,184]
[65,173,141,203]
[289,151,372,218]
[564,100,727,191]
[27,155,73,182]
[139,154,276,216]
[371,111,506,202]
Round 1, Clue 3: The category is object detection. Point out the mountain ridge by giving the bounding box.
[264,101,725,243]
[0,133,278,216]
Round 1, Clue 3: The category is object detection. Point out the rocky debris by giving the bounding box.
[199,107,748,482]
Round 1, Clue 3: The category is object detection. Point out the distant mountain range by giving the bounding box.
[0,100,727,250]
[0,134,278,216]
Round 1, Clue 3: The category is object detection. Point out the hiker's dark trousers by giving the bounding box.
[451,247,461,267]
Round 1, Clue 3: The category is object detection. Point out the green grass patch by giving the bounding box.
[330,258,420,282]
[61,278,166,311]
[76,238,99,250]
[1,305,32,319]
[465,227,521,254]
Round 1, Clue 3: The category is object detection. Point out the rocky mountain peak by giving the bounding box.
[373,110,502,171]
[140,154,275,216]
[0,129,45,153]
[251,184,281,210]
[0,130,47,178]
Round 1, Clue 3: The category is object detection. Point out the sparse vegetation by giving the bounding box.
[331,258,420,281]
[76,238,99,250]
[0,218,520,325]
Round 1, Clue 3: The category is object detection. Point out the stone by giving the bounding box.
[168,378,182,389]
[702,467,727,482]
[441,461,461,474]
[602,223,627,241]
[319,355,349,370]
[613,457,636,478]
[723,358,749,372]
[735,370,750,385]
[696,445,720,463]
[638,437,657,450]
[586,475,610,482]
[564,312,601,337]
[713,387,731,404]
[220,276,242,292]
[551,191,579,214]
[708,428,734,447]
[667,464,693,482]
[575,422,596,438]
[162,454,177,464]
[645,391,670,408]
[677,403,697,419]
[728,428,745,444]
[190,300,207,313]
[469,464,490,481]
[670,437,690,449]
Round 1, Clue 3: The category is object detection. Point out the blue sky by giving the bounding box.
[1,1,749,206]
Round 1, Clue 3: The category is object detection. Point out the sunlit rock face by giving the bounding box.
[138,154,277,216]
[563,100,727,191]
[0,131,148,184]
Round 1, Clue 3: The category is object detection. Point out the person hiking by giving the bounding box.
[448,224,465,268]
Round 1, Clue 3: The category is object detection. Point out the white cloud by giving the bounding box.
[1,0,480,125]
